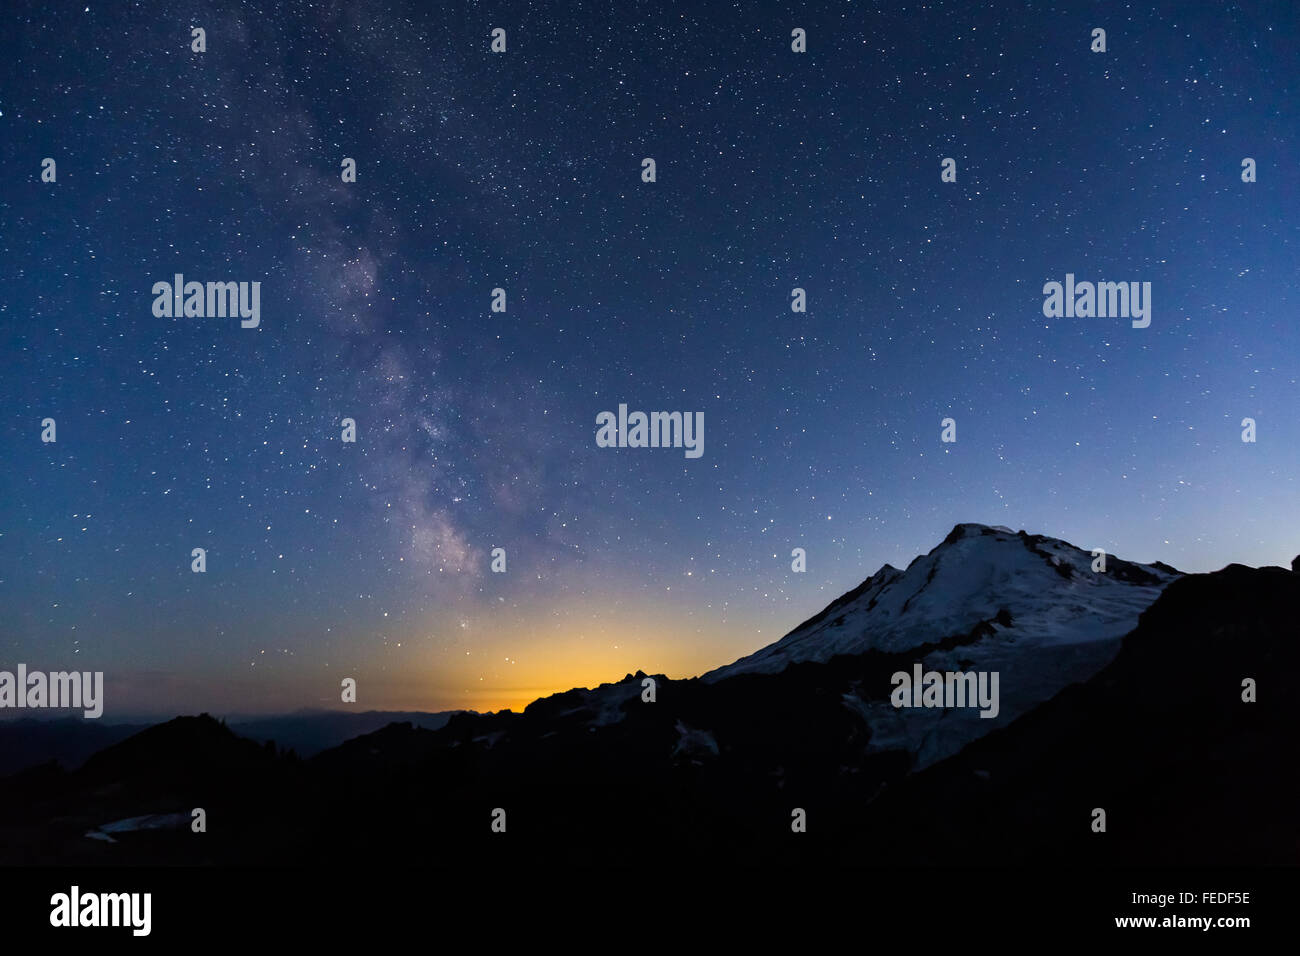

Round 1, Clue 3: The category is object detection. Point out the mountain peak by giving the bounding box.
[708,524,1180,682]
[702,524,1183,768]
[941,522,1016,545]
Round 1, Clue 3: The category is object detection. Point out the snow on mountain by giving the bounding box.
[705,523,1181,768]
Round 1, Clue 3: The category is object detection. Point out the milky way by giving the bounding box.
[2,1,1297,715]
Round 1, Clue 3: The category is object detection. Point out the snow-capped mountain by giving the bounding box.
[706,523,1181,767]
[709,523,1178,677]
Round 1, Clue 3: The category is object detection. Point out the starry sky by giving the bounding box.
[2,1,1297,718]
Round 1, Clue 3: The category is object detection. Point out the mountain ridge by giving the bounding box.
[1,533,1294,866]
[707,521,1180,684]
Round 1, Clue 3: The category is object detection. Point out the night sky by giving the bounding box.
[2,1,1297,717]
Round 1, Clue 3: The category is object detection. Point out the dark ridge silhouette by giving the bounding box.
[0,709,461,780]
[226,709,459,758]
[0,718,149,776]
[858,563,1300,864]
[78,714,271,784]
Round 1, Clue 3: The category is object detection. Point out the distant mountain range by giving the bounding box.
[2,523,1294,866]
[0,709,459,777]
